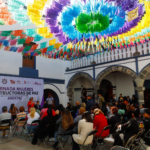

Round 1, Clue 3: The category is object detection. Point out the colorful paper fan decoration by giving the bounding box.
[7,0,31,26]
[45,0,143,44]
[1,0,150,60]
[0,0,17,25]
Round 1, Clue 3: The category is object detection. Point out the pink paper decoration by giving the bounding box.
[10,39,17,46]
[17,47,24,53]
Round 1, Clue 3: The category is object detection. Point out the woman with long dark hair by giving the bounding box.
[9,104,18,120]
[72,112,94,150]
[53,109,73,148]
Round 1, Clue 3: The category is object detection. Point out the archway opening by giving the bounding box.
[99,79,113,102]
[98,71,135,101]
[71,77,94,106]
[44,89,59,108]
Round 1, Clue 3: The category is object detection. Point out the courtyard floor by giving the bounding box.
[0,130,150,150]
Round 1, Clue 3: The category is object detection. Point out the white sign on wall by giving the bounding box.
[0,76,43,113]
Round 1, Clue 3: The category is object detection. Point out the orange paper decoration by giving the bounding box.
[31,44,39,50]
[14,30,23,36]
[25,37,34,43]
[0,6,17,25]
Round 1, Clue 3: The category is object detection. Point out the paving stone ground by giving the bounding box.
[0,129,150,150]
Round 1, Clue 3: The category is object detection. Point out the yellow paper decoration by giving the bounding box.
[49,39,56,46]
[67,43,72,49]
[54,43,62,49]
[27,0,49,27]
[36,27,53,38]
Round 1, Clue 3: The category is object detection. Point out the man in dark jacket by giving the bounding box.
[113,109,144,146]
[36,101,41,111]
[86,94,95,111]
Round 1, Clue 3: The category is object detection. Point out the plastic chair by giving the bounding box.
[94,125,112,149]
[0,119,12,143]
[13,117,26,138]
[111,134,136,150]
[25,119,40,142]
[78,129,97,150]
[56,125,74,150]
[38,123,55,148]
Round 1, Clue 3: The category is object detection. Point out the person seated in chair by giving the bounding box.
[32,108,58,144]
[73,107,86,133]
[92,109,109,148]
[0,106,11,138]
[53,109,74,149]
[113,109,144,146]
[107,107,121,133]
[72,112,93,150]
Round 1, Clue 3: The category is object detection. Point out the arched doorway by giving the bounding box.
[95,66,137,101]
[99,79,113,102]
[44,89,59,107]
[67,72,95,105]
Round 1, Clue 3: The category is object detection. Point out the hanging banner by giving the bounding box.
[0,76,43,113]
[127,7,139,22]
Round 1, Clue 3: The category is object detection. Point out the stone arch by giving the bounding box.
[67,72,95,98]
[95,65,137,92]
[139,63,150,80]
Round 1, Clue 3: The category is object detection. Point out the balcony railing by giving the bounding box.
[70,41,150,69]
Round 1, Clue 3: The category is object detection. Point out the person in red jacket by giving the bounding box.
[27,97,35,113]
[93,108,109,138]
[41,109,56,119]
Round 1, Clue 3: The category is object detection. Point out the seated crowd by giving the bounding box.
[0,94,150,150]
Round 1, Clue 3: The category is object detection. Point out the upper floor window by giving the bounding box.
[23,42,36,69]
[23,55,35,68]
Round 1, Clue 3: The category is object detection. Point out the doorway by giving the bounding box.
[44,89,59,108]
[99,79,113,102]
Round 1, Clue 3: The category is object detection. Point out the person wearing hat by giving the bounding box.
[86,94,95,111]
[98,93,105,108]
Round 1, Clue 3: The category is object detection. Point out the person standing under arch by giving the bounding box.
[98,93,105,108]
[46,95,54,105]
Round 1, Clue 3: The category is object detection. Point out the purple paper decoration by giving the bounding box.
[46,18,57,26]
[58,35,66,42]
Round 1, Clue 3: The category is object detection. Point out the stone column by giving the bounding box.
[94,83,99,102]
[67,87,74,104]
[134,78,145,107]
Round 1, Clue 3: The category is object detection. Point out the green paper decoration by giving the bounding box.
[75,12,109,33]
[18,38,26,44]
[11,35,17,40]
[1,31,12,36]
[24,46,31,51]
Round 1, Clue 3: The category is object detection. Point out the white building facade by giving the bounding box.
[1,40,150,107]
[1,22,150,107]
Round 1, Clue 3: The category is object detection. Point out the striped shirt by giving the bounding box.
[17,112,26,127]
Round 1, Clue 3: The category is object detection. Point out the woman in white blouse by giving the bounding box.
[27,107,40,134]
[72,112,93,150]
